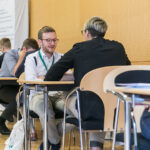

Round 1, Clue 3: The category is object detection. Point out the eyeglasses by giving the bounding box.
[42,38,59,43]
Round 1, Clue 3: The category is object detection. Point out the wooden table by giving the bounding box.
[0,77,18,85]
[17,79,74,150]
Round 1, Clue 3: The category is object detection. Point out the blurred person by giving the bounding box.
[25,26,70,150]
[45,16,131,150]
[14,38,39,141]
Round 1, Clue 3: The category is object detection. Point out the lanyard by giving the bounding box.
[38,51,55,71]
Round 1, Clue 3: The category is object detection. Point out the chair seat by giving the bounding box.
[66,117,103,130]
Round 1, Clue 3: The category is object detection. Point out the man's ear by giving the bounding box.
[22,46,26,51]
[86,30,91,38]
[85,30,92,40]
[38,39,42,48]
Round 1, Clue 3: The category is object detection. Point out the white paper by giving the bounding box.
[116,83,150,89]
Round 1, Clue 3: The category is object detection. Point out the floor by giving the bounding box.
[0,119,124,150]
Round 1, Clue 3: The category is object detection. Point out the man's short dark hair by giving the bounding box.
[38,26,56,40]
[22,38,39,50]
[0,38,11,49]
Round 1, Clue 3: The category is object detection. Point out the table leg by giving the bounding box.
[124,101,131,150]
[44,86,48,150]
[23,84,28,150]
[76,90,84,150]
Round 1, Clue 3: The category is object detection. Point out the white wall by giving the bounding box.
[0,0,29,49]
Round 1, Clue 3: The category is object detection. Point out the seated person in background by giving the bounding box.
[0,38,11,68]
[13,38,39,141]
[44,16,131,150]
[0,38,39,135]
[0,45,19,135]
[25,26,70,150]
[13,38,39,77]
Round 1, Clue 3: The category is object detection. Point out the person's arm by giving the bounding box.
[25,54,42,81]
[15,60,25,78]
[13,49,26,76]
[44,46,75,81]
[125,54,131,65]
[15,51,37,78]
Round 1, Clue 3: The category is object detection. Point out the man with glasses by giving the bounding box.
[45,17,130,150]
[24,26,64,150]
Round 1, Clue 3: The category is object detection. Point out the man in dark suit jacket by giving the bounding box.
[45,16,131,150]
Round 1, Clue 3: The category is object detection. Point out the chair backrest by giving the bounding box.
[80,66,124,131]
[103,65,150,93]
[103,65,150,132]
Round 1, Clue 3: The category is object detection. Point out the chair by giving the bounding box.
[103,65,150,150]
[62,66,125,150]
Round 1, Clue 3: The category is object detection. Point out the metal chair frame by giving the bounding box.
[103,65,150,150]
[62,66,125,150]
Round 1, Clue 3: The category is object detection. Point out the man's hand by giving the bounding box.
[37,76,45,80]
[13,48,26,76]
[19,49,26,58]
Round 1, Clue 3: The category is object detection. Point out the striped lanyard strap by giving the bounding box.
[38,51,55,71]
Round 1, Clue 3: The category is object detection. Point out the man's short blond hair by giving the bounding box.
[83,16,108,37]
[0,38,11,49]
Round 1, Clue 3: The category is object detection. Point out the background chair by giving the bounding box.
[103,65,150,150]
[63,66,125,150]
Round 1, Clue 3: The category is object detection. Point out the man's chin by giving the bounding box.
[48,49,55,54]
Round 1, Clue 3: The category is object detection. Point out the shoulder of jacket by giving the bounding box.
[4,49,18,58]
[104,38,123,46]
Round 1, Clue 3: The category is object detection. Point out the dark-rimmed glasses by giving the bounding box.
[42,38,59,43]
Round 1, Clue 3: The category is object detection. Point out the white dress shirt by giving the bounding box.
[25,49,62,81]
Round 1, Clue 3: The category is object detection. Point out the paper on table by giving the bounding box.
[116,83,150,102]
[116,83,150,89]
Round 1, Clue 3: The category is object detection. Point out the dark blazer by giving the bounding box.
[45,37,130,85]
[44,37,130,130]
